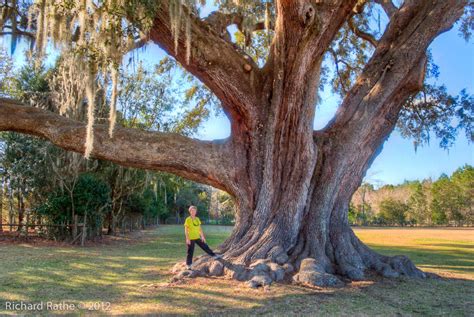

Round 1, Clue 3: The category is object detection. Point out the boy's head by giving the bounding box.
[188,205,197,216]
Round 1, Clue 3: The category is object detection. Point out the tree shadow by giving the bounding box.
[161,274,474,316]
[366,243,474,276]
[1,226,473,315]
[418,242,474,249]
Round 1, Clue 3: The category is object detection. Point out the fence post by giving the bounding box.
[81,213,87,247]
[25,211,30,239]
[72,215,78,242]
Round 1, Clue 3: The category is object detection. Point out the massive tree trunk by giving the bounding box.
[0,0,467,287]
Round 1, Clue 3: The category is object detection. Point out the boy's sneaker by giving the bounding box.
[186,264,192,270]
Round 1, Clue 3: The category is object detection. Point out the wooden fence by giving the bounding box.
[1,215,160,246]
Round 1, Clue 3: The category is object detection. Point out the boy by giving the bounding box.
[184,205,221,270]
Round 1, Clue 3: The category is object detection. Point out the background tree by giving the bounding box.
[430,174,452,225]
[407,181,430,225]
[0,49,15,97]
[379,198,408,226]
[348,166,472,227]
[0,0,472,288]
[430,167,473,226]
[450,165,474,225]
[210,188,236,225]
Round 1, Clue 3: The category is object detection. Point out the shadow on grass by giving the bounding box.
[366,243,474,275]
[0,225,473,316]
[164,275,474,316]
[419,243,474,249]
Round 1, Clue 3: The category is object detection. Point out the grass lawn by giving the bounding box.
[0,225,473,316]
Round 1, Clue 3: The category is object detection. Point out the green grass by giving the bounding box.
[0,226,473,316]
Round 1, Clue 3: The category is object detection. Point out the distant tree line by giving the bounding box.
[350,165,473,226]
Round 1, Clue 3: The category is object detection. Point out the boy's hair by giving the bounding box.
[188,205,197,212]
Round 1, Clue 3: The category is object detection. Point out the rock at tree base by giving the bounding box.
[249,259,271,273]
[388,255,426,278]
[246,274,272,288]
[283,263,294,273]
[209,260,224,276]
[292,258,344,288]
[224,266,249,281]
[171,262,187,274]
[267,262,286,282]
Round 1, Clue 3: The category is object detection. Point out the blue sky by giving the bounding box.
[2,7,472,188]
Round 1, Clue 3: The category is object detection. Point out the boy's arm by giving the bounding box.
[199,227,206,242]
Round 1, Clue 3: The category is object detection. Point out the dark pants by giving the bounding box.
[186,239,216,265]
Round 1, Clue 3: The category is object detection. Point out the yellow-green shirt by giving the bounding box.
[184,216,201,240]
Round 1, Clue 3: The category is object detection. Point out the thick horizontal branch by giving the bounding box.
[0,98,234,191]
[148,2,260,129]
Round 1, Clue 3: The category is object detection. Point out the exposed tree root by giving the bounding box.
[170,255,293,288]
[170,206,427,289]
[170,239,427,289]
[292,258,344,287]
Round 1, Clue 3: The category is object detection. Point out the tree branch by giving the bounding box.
[0,29,35,39]
[328,48,349,94]
[262,0,358,117]
[0,98,234,191]
[126,33,150,51]
[374,0,397,18]
[324,0,467,137]
[316,1,466,190]
[305,1,359,62]
[205,11,273,45]
[347,17,378,48]
[148,2,260,129]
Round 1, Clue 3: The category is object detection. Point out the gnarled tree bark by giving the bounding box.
[0,0,468,288]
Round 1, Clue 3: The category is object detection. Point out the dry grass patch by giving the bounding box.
[0,226,472,316]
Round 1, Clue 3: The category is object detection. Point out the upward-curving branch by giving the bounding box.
[148,2,261,130]
[325,0,467,137]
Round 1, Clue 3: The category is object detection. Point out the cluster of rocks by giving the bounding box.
[243,260,293,288]
[170,255,293,288]
[170,255,225,283]
[170,256,345,289]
